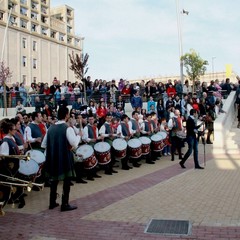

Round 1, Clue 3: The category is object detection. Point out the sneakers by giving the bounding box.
[167,152,171,155]
[163,153,167,156]
[61,204,77,212]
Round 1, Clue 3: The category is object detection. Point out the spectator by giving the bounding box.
[50,78,59,94]
[118,78,125,92]
[72,97,82,114]
[15,100,26,115]
[183,80,192,95]
[19,83,27,107]
[175,80,183,97]
[157,98,165,120]
[147,96,156,113]
[131,90,143,110]
[35,96,44,112]
[58,94,68,109]
[166,83,176,97]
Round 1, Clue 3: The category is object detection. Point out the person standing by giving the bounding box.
[42,107,81,211]
[179,109,204,169]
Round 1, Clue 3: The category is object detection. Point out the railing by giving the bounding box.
[0,89,230,109]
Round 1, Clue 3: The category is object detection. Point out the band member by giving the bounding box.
[129,111,141,138]
[179,109,204,169]
[99,113,118,174]
[0,120,26,208]
[41,107,80,211]
[168,109,183,161]
[117,114,133,170]
[128,111,142,167]
[140,114,156,163]
[82,115,102,180]
[24,112,44,150]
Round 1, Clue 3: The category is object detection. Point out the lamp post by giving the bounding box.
[175,0,188,84]
[212,57,216,80]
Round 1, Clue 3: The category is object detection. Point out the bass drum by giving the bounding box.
[94,142,111,165]
[112,138,127,159]
[18,159,40,181]
[76,145,98,170]
[151,134,164,152]
[139,137,151,155]
[127,138,142,159]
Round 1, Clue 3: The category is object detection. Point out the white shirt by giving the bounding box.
[41,121,81,149]
[0,135,17,155]
[99,122,117,138]
[117,122,133,139]
[24,122,45,143]
[82,124,99,143]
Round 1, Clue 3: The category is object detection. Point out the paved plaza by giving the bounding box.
[0,124,240,240]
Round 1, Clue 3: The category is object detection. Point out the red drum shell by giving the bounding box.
[83,154,98,170]
[128,139,142,158]
[151,134,164,152]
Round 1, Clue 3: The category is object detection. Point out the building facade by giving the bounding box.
[0,0,83,86]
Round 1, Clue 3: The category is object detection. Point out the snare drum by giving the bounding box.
[112,138,127,159]
[176,130,187,139]
[197,120,204,132]
[151,134,164,152]
[157,131,168,147]
[76,145,98,170]
[127,138,142,158]
[94,142,111,165]
[139,137,151,155]
[18,159,39,180]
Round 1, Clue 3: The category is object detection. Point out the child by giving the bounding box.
[160,118,171,156]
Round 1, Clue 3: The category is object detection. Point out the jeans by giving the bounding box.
[182,135,200,167]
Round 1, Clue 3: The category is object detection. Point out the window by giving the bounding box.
[0,12,4,21]
[59,34,65,42]
[20,7,28,16]
[33,77,37,83]
[51,31,56,38]
[22,56,27,67]
[67,26,72,34]
[33,59,37,69]
[31,12,37,20]
[41,27,47,35]
[32,2,38,10]
[22,38,27,48]
[41,15,47,23]
[10,16,17,26]
[21,19,27,28]
[33,41,37,51]
[31,23,37,32]
[21,0,27,5]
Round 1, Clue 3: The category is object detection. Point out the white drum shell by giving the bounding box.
[94,142,111,153]
[18,159,39,176]
[139,137,151,145]
[128,139,142,148]
[26,150,45,164]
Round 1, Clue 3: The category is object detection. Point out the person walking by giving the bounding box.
[179,109,204,169]
[42,107,81,211]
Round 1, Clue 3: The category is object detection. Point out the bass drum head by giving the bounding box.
[94,142,110,153]
[18,160,39,176]
[128,138,142,148]
[76,145,94,160]
[139,136,151,145]
[151,134,162,142]
[26,150,45,164]
[157,131,167,139]
[112,138,127,151]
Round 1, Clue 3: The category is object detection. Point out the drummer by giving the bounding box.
[82,114,102,180]
[168,109,184,161]
[99,113,118,175]
[116,114,133,170]
[128,111,142,167]
[140,114,156,163]
[0,120,26,208]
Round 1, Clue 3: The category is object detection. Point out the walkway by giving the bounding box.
[0,123,240,239]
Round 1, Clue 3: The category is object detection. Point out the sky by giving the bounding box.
[51,0,240,81]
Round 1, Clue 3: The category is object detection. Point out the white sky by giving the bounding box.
[52,0,240,81]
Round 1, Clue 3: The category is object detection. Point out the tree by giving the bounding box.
[0,61,12,116]
[181,49,208,92]
[69,51,89,103]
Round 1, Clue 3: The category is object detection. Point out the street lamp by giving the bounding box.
[175,0,188,84]
[212,57,216,80]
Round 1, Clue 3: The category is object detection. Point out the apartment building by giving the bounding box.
[0,0,83,86]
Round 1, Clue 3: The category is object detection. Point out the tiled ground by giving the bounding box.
[1,134,240,239]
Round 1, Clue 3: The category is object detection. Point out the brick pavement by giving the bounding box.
[1,137,240,239]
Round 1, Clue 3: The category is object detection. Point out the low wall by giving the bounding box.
[213,91,237,153]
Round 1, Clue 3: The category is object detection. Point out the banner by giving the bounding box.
[225,64,232,78]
